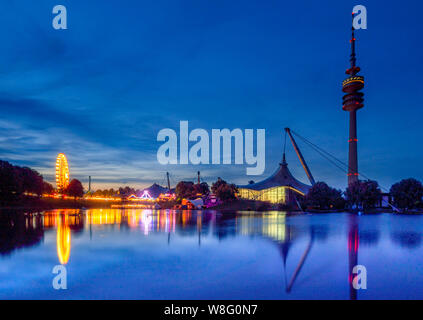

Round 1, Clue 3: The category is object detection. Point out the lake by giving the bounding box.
[0,209,422,300]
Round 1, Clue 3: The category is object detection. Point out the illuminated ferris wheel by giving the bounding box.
[56,153,70,193]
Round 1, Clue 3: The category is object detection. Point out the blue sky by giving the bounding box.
[0,0,422,190]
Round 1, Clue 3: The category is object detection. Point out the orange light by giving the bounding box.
[56,153,70,193]
[57,221,71,265]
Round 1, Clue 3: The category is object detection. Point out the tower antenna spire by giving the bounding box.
[350,12,357,70]
[347,12,360,76]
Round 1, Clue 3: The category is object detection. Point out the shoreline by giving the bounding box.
[1,196,422,214]
[1,204,422,215]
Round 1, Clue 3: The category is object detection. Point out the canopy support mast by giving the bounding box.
[284,128,316,186]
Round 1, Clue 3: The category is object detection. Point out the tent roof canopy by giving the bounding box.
[238,158,311,195]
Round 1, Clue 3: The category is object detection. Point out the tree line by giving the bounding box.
[88,187,148,198]
[303,178,423,211]
[0,160,53,202]
[0,160,85,202]
[2,158,421,211]
[175,178,238,202]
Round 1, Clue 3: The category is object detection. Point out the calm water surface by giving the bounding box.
[1,209,422,300]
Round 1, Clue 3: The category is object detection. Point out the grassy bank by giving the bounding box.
[209,200,423,214]
[0,196,179,211]
[2,196,422,214]
[0,196,113,210]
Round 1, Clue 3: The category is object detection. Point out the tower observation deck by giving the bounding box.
[343,12,364,185]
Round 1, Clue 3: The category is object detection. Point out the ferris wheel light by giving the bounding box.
[56,153,70,193]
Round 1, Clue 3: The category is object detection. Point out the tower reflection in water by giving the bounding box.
[348,214,359,300]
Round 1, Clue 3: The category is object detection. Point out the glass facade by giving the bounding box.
[237,212,290,242]
[238,186,304,204]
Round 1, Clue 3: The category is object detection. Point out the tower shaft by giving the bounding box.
[348,111,358,184]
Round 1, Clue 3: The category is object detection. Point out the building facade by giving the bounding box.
[238,155,311,204]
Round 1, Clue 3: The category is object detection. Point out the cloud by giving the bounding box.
[0,0,422,191]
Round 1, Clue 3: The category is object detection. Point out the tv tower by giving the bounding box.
[342,12,365,185]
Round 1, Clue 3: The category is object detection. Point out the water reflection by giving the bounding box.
[57,217,71,265]
[348,214,359,300]
[0,212,44,256]
[391,231,422,249]
[1,209,423,299]
[358,230,380,247]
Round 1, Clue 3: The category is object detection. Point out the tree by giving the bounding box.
[390,178,423,210]
[43,182,54,195]
[175,181,195,199]
[17,167,44,196]
[211,177,225,194]
[193,182,209,196]
[93,188,117,198]
[0,160,19,201]
[305,181,345,210]
[108,188,116,197]
[211,178,238,202]
[119,186,136,196]
[65,179,84,199]
[345,180,381,209]
[0,160,47,201]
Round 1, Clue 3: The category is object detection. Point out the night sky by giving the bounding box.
[0,0,421,191]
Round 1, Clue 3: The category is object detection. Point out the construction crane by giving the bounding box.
[166,172,171,192]
[285,128,316,186]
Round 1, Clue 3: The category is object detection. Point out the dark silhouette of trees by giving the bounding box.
[92,188,117,198]
[118,186,136,196]
[65,179,84,199]
[43,182,54,194]
[345,180,381,209]
[17,167,44,196]
[390,178,423,210]
[175,181,195,199]
[305,181,345,210]
[211,178,238,202]
[211,177,225,193]
[0,161,19,201]
[0,160,49,203]
[193,182,209,196]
